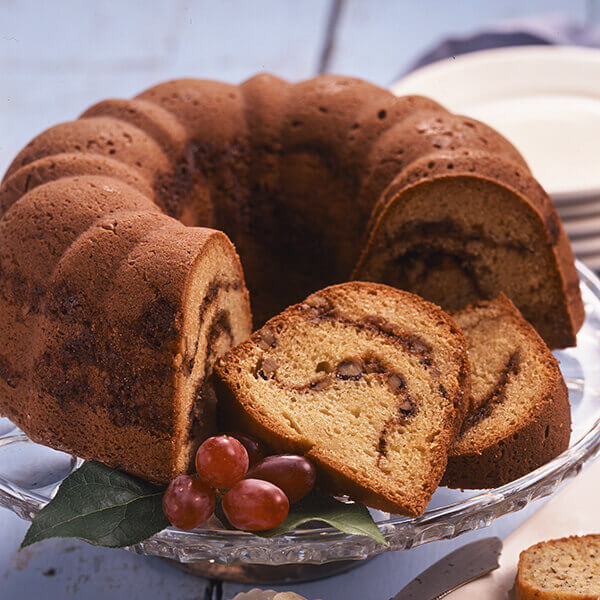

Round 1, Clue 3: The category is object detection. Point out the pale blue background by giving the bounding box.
[1,1,598,598]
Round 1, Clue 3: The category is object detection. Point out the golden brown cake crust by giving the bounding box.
[215,282,471,515]
[0,176,251,482]
[443,294,571,489]
[0,74,582,484]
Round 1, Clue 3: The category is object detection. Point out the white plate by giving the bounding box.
[391,46,600,201]
[564,215,600,238]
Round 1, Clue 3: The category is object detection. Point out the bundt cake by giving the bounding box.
[443,294,570,489]
[0,74,582,483]
[515,535,600,599]
[214,282,470,516]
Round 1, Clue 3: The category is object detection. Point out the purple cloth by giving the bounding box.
[405,16,600,74]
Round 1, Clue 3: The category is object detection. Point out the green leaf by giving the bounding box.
[261,490,388,545]
[21,463,386,548]
[21,461,169,549]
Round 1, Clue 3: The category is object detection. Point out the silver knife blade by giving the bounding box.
[390,537,503,600]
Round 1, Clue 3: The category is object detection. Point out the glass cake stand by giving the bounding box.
[1,261,600,584]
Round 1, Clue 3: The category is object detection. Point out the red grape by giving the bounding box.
[225,431,268,467]
[247,454,316,503]
[163,475,215,530]
[222,478,289,531]
[195,435,249,489]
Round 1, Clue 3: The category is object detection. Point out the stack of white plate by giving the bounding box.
[391,46,600,272]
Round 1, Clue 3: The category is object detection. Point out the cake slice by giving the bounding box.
[443,294,570,489]
[516,535,600,599]
[215,282,470,516]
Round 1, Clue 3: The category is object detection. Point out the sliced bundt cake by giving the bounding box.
[516,535,600,599]
[0,74,582,484]
[214,282,470,516]
[443,294,570,489]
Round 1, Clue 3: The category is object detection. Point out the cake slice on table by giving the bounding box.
[443,294,570,489]
[516,535,600,599]
[214,282,471,516]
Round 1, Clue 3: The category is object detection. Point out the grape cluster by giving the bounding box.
[162,433,316,531]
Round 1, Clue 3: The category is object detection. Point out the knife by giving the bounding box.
[390,537,503,600]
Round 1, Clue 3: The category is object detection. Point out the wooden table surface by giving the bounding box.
[1,1,598,598]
